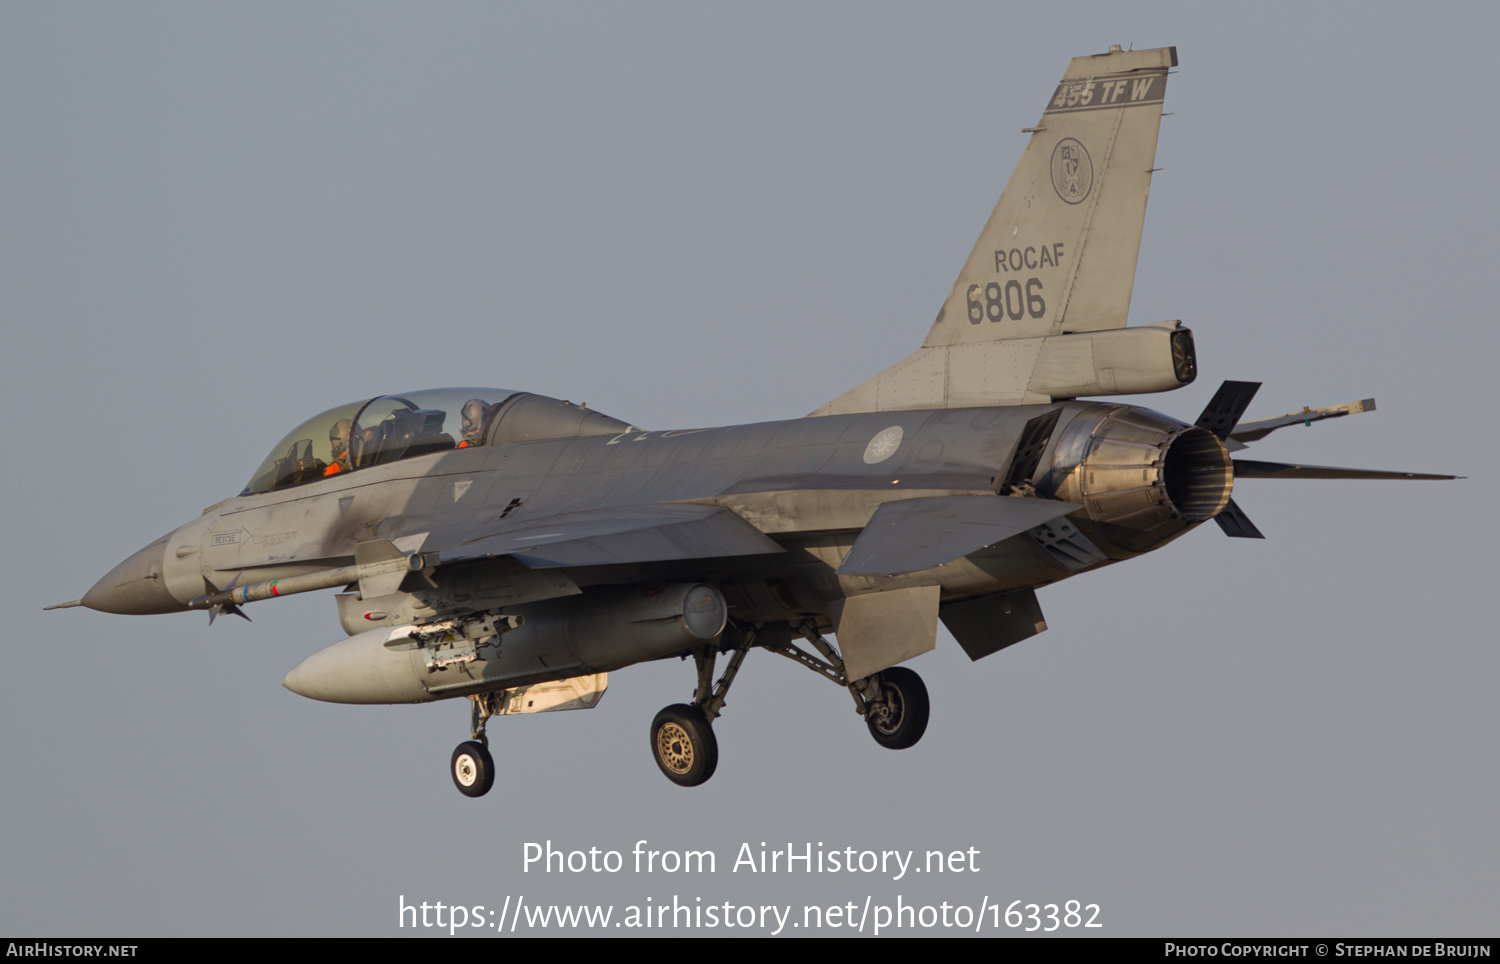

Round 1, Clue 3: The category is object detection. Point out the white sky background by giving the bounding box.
[2,2,1495,937]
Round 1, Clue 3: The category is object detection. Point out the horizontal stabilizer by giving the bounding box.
[1228,397,1375,450]
[447,504,785,569]
[838,496,1080,577]
[1233,460,1460,481]
[1214,499,1265,539]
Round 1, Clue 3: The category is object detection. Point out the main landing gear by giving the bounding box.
[648,625,753,787]
[647,620,931,788]
[862,665,929,750]
[650,704,718,787]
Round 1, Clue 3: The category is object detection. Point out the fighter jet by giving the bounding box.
[50,46,1456,797]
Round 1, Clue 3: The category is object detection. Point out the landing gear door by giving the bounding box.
[829,585,940,682]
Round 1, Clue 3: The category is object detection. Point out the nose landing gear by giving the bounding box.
[451,691,501,798]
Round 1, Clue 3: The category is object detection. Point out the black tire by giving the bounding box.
[451,740,495,798]
[650,704,719,787]
[865,666,929,750]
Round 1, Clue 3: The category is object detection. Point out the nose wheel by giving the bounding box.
[451,740,495,797]
[450,692,501,798]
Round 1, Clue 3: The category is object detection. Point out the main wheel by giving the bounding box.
[865,666,930,750]
[650,704,719,787]
[451,740,495,798]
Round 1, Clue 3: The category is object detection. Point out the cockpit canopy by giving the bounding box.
[242,388,519,495]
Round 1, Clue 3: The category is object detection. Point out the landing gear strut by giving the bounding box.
[647,619,933,787]
[764,620,930,751]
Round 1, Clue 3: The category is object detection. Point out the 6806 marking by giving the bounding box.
[967,278,1046,324]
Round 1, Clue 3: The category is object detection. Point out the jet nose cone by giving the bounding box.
[81,536,186,615]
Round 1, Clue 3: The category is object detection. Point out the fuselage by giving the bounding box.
[83,396,1233,637]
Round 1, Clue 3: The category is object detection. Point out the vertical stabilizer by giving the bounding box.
[925,45,1175,347]
[812,46,1183,418]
